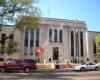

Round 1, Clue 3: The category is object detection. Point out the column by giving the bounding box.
[28,29,31,57]
[78,31,81,60]
[85,30,89,61]
[74,30,76,58]
[77,31,79,63]
[33,29,36,51]
[21,27,25,59]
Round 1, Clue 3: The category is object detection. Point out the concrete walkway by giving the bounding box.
[36,68,74,73]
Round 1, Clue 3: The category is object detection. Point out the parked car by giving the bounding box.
[0,59,37,73]
[74,62,100,71]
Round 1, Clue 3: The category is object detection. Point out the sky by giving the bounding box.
[37,0,100,32]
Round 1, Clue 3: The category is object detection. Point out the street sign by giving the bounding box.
[35,47,44,56]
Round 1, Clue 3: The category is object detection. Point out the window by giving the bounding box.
[24,59,35,64]
[49,29,63,43]
[89,63,95,65]
[30,47,33,55]
[30,53,33,55]
[59,30,63,42]
[24,47,28,55]
[24,28,28,47]
[94,60,97,63]
[1,34,6,54]
[54,29,58,42]
[87,58,89,61]
[81,60,84,63]
[36,28,40,47]
[71,31,74,57]
[24,53,27,55]
[30,29,34,47]
[80,32,84,57]
[0,45,5,54]
[49,29,52,42]
[0,58,4,62]
[93,40,96,54]
[1,34,6,45]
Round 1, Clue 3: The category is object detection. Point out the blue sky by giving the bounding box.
[37,0,100,31]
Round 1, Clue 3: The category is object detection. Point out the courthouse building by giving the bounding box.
[0,17,100,63]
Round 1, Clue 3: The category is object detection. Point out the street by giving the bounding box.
[0,71,100,80]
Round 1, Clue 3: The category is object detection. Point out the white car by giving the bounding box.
[74,62,100,71]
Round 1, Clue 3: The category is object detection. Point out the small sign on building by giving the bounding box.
[34,47,44,57]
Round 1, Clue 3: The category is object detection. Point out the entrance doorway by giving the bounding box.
[53,47,59,60]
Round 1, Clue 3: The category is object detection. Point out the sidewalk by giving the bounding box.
[35,68,74,73]
[52,68,74,72]
[36,63,75,72]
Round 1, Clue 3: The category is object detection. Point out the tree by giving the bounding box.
[0,0,41,59]
[16,15,40,31]
[0,0,40,24]
[0,0,41,32]
[0,37,19,61]
[0,0,41,33]
[94,34,100,58]
[5,40,19,57]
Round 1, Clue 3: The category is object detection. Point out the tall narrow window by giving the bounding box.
[1,34,6,54]
[80,32,84,57]
[30,29,34,47]
[71,31,74,57]
[24,47,28,55]
[1,34,6,45]
[59,30,63,42]
[36,28,40,47]
[54,29,57,42]
[93,40,96,54]
[24,28,28,47]
[49,29,52,42]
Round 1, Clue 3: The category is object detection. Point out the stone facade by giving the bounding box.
[0,17,100,63]
[88,31,100,62]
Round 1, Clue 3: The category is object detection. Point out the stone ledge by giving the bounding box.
[36,63,76,69]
